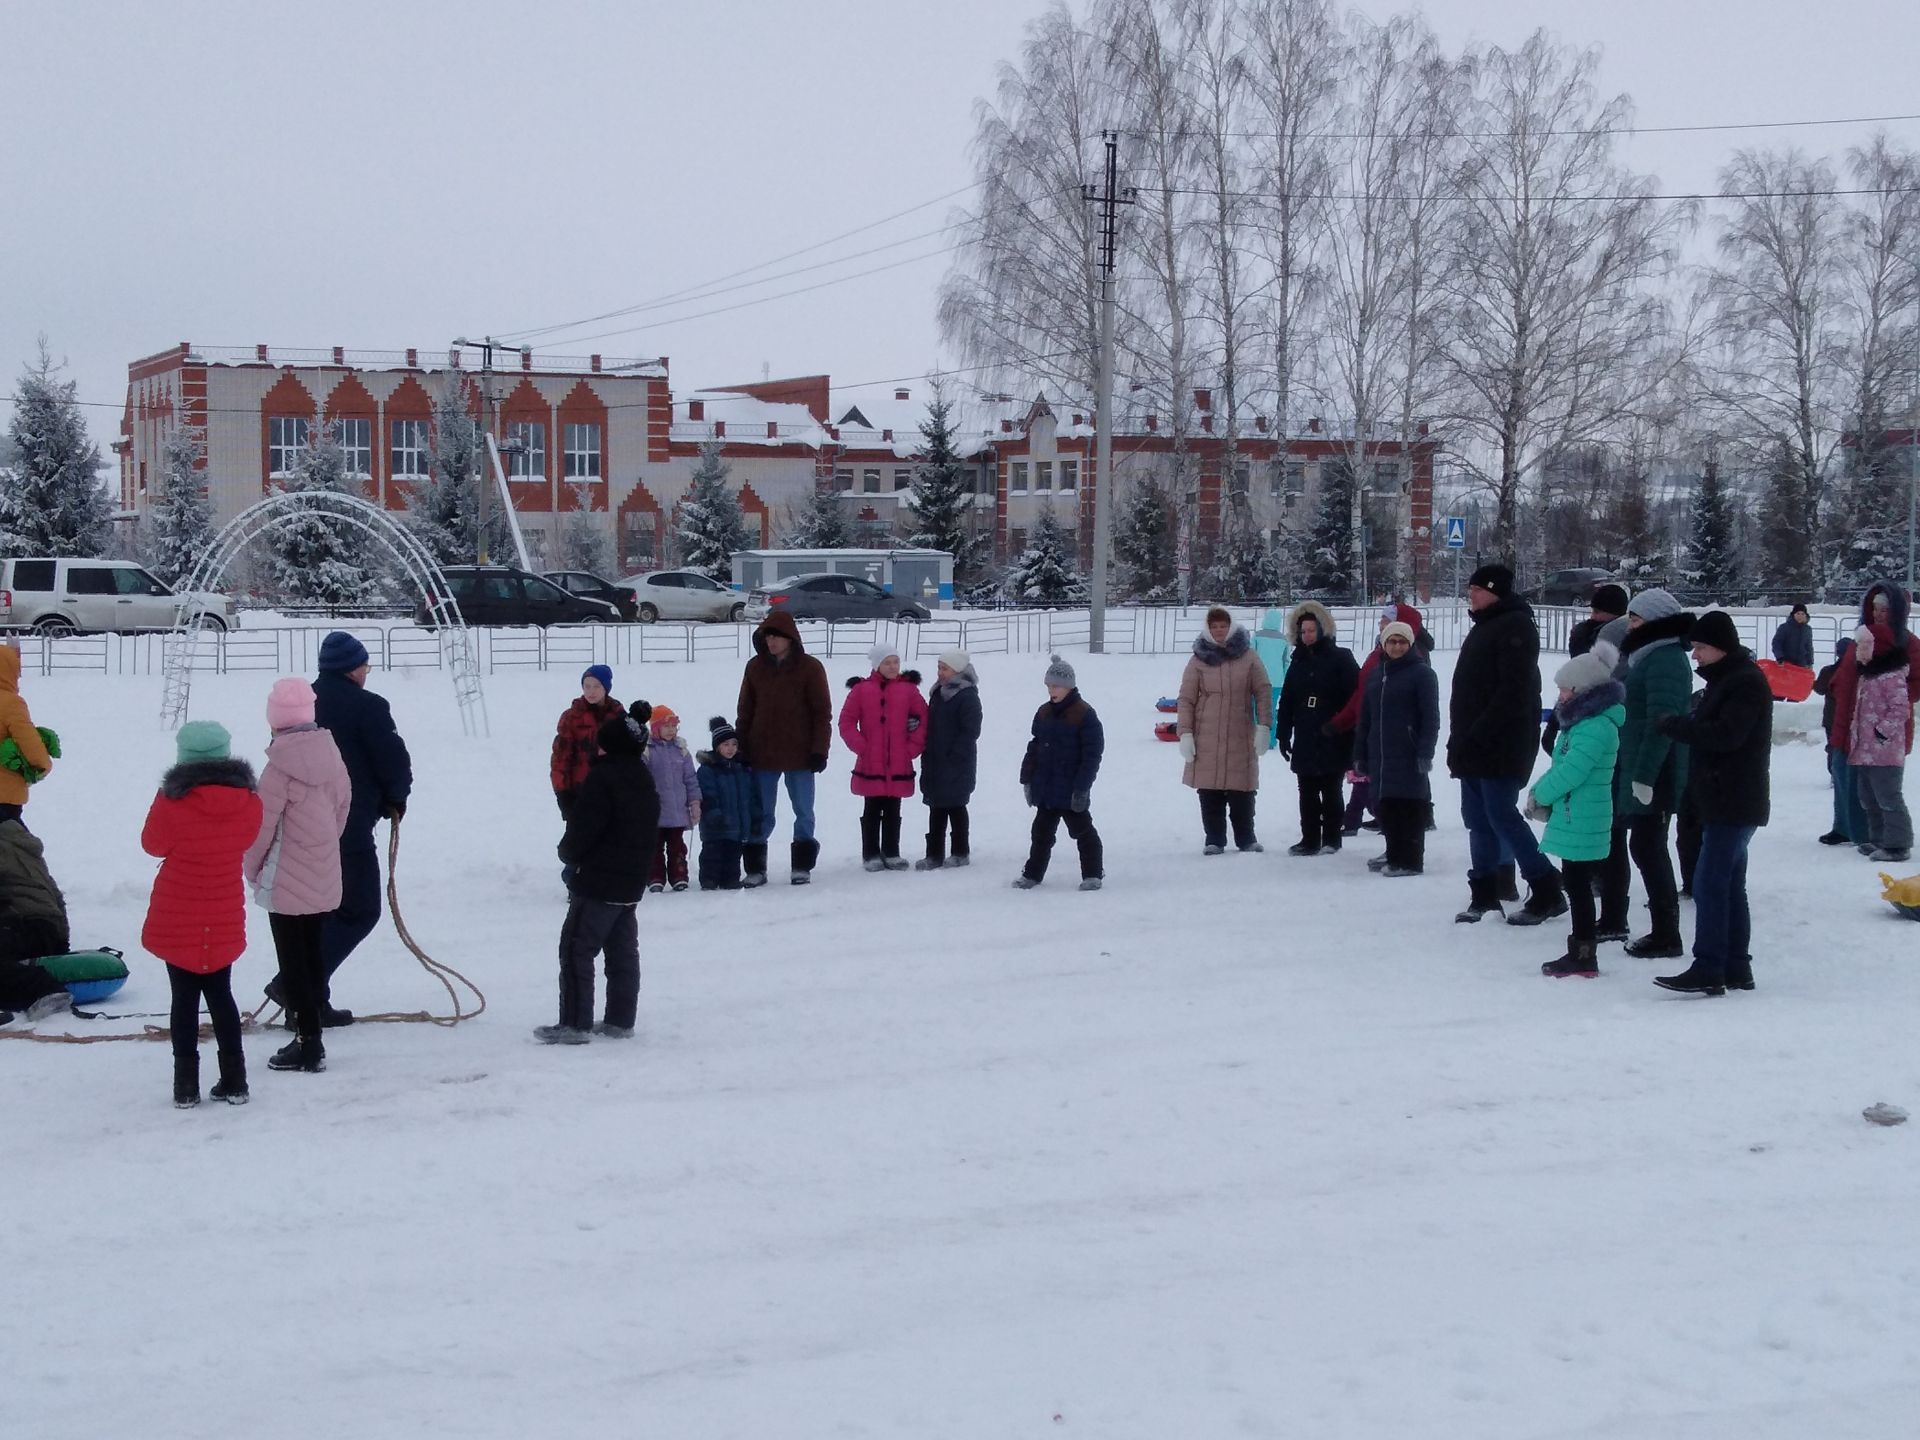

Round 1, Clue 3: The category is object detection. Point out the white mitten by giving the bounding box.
[1178,732,1197,763]
[1631,781,1654,807]
[1253,724,1271,758]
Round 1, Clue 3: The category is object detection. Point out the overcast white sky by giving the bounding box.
[3,0,1917,451]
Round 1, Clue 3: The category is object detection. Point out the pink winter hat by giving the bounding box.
[267,676,316,731]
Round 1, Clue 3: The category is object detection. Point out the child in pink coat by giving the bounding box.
[838,643,929,871]
[244,677,353,1074]
[1849,623,1914,862]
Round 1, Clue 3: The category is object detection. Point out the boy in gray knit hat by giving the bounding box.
[1015,656,1104,890]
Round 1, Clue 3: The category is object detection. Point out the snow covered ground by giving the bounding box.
[9,647,1919,1439]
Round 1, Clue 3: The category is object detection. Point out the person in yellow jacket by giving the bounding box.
[0,644,54,822]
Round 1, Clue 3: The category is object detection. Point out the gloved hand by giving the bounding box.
[384,801,407,822]
[1252,724,1270,757]
[1070,790,1090,814]
[906,714,921,733]
[809,752,829,774]
[1023,784,1037,808]
[1178,732,1197,763]
[1279,740,1293,763]
[1631,781,1655,807]
[1524,792,1551,823]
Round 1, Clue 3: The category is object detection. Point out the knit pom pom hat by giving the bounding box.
[1043,653,1076,689]
[1554,640,1620,693]
[708,714,739,747]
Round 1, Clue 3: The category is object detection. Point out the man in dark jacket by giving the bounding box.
[541,709,660,1043]
[1274,601,1360,855]
[1652,610,1772,996]
[1569,584,1628,658]
[1771,604,1816,668]
[1014,655,1104,890]
[735,610,833,886]
[301,631,412,1025]
[1448,564,1563,924]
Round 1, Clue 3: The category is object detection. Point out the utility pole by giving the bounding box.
[1908,281,1919,588]
[1082,131,1133,653]
[453,335,517,565]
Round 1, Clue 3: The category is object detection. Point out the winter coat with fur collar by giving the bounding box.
[142,757,264,971]
[1178,625,1273,792]
[1533,682,1625,863]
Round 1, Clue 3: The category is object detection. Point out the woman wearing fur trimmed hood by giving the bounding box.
[1529,644,1626,978]
[1177,607,1274,854]
[1274,600,1360,855]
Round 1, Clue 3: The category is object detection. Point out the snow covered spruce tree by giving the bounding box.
[1680,457,1739,600]
[1003,505,1085,605]
[556,481,614,575]
[406,372,511,566]
[1111,476,1178,601]
[145,419,215,585]
[1198,524,1283,604]
[904,389,985,583]
[677,441,750,581]
[0,341,112,558]
[264,423,377,606]
[1305,460,1358,597]
[782,485,852,549]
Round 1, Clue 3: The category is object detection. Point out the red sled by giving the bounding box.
[1757,659,1815,703]
[1154,721,1180,742]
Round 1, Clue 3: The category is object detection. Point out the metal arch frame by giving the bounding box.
[159,491,488,737]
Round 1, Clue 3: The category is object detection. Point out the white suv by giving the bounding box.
[0,558,238,634]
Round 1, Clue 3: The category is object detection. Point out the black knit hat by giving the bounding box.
[1590,583,1629,617]
[1467,564,1515,598]
[1688,609,1742,654]
[708,714,739,747]
[596,711,644,756]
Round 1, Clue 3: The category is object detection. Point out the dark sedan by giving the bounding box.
[545,570,639,622]
[419,566,622,627]
[744,572,931,624]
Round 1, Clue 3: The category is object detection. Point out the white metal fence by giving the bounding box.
[1,603,1849,679]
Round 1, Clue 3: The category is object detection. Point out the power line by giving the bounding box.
[1124,109,1920,144]
[1146,182,1920,204]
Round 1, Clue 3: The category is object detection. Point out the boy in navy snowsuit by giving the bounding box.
[1014,655,1105,890]
[697,716,764,890]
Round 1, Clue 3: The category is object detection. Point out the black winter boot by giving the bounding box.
[268,1035,327,1072]
[1454,875,1501,923]
[860,814,883,871]
[1654,962,1725,997]
[1495,864,1521,904]
[1625,904,1685,959]
[173,1053,200,1109]
[879,812,909,869]
[790,839,819,885]
[741,843,769,889]
[1541,938,1600,978]
[1507,868,1568,927]
[209,1049,249,1104]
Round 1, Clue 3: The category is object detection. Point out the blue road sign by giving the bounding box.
[1444,516,1467,549]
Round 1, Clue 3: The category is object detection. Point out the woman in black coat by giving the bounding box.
[918,651,982,869]
[1353,623,1440,875]
[1274,601,1361,855]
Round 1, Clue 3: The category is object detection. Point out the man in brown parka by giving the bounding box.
[735,610,833,885]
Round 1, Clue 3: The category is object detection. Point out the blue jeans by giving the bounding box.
[752,769,816,844]
[1691,824,1756,983]
[1459,776,1550,881]
[1829,749,1868,841]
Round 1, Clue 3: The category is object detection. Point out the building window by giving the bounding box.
[1059,460,1078,491]
[1272,460,1306,506]
[1008,526,1028,553]
[833,468,854,493]
[390,419,430,478]
[563,423,601,479]
[862,468,881,494]
[1035,460,1053,491]
[623,511,658,566]
[268,416,309,476]
[1233,459,1252,492]
[1011,462,1028,494]
[334,418,372,478]
[507,421,547,478]
[893,468,912,491]
[1373,460,1401,492]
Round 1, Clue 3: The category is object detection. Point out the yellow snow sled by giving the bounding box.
[1878,872,1920,921]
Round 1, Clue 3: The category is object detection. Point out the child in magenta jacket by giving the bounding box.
[1849,622,1914,861]
[838,644,928,871]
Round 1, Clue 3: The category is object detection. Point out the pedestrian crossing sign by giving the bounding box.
[1444,517,1466,549]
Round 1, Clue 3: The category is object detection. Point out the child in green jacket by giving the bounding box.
[1529,642,1626,978]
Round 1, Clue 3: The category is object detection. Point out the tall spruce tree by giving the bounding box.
[264,422,377,605]
[1197,524,1282,603]
[1826,419,1907,590]
[405,372,512,566]
[556,481,615,574]
[903,390,985,582]
[1003,504,1086,605]
[1304,459,1358,597]
[1754,441,1816,594]
[782,485,853,549]
[1681,456,1739,599]
[0,341,112,558]
[677,441,750,580]
[1111,476,1179,601]
[145,419,216,585]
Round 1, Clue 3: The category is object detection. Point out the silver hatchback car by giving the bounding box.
[620,569,746,623]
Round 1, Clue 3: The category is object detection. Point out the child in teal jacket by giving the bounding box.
[1529,642,1626,977]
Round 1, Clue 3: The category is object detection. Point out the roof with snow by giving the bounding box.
[672,390,830,447]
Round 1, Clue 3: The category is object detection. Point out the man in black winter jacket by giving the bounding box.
[1651,611,1771,996]
[1447,565,1562,924]
[542,708,661,1042]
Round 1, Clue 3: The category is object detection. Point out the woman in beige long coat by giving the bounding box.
[1178,606,1274,854]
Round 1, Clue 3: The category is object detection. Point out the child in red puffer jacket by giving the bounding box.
[141,719,264,1109]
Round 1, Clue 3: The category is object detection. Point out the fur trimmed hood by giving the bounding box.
[1554,679,1627,728]
[1191,624,1252,665]
[1287,600,1337,645]
[1620,609,1695,665]
[159,757,257,800]
[846,669,923,689]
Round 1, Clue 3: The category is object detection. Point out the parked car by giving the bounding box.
[0,558,237,634]
[620,569,746,624]
[1535,568,1619,607]
[744,572,931,624]
[544,570,638,622]
[418,566,622,627]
